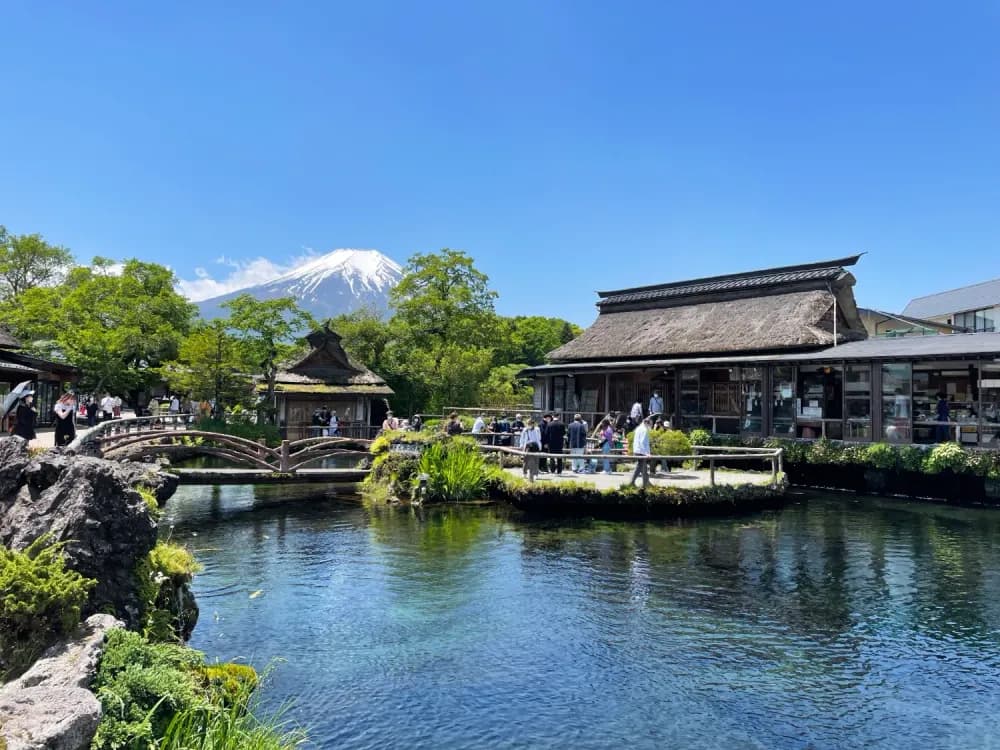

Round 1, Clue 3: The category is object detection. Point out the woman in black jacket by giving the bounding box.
[13,394,37,441]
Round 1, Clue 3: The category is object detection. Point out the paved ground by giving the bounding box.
[504,465,775,490]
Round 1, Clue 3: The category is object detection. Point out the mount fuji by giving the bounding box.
[195,249,403,321]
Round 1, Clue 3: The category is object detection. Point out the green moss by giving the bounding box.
[0,536,96,681]
[200,662,259,705]
[136,542,201,642]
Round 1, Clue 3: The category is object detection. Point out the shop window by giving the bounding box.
[881,363,911,443]
[981,366,1000,448]
[912,363,979,445]
[771,366,795,436]
[795,365,843,439]
[845,365,871,440]
[741,367,763,434]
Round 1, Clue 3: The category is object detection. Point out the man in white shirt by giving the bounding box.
[629,400,643,427]
[329,410,339,436]
[629,417,652,488]
[471,414,486,434]
[100,393,115,422]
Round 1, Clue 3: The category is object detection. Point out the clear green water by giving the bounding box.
[161,486,1000,749]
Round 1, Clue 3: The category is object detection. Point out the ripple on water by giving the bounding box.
[167,491,1000,749]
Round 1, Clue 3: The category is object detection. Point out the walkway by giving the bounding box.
[502,466,775,490]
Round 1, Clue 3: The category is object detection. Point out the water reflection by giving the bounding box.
[166,488,1000,749]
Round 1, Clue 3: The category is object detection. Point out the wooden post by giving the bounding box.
[257,438,266,458]
[778,448,784,475]
[709,458,716,487]
[280,440,291,473]
[770,455,777,485]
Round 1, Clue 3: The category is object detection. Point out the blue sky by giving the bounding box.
[2,1,998,326]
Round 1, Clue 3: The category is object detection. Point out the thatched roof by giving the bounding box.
[272,323,393,394]
[0,326,21,349]
[547,257,868,363]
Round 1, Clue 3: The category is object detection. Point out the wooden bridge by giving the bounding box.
[69,415,373,484]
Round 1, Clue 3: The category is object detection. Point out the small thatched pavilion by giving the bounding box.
[267,324,393,439]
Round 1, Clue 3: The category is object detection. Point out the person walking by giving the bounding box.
[649,390,664,417]
[519,418,542,481]
[86,396,98,427]
[568,413,588,472]
[546,413,567,474]
[539,414,551,472]
[598,418,614,474]
[12,393,37,441]
[100,393,115,422]
[629,417,652,488]
[53,393,77,447]
[329,410,340,437]
[629,399,643,429]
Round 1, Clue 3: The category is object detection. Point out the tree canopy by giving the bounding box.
[0,226,73,301]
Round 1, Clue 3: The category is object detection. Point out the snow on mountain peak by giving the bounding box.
[271,249,402,297]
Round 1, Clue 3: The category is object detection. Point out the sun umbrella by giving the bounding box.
[0,380,34,422]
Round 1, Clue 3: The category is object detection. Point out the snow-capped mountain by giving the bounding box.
[196,249,402,321]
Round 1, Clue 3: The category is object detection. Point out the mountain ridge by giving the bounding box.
[195,248,402,321]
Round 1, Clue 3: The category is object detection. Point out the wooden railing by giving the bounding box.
[480,444,784,488]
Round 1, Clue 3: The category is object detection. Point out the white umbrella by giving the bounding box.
[0,381,34,422]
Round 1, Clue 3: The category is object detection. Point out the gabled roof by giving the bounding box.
[597,255,861,310]
[274,324,392,393]
[903,278,1000,319]
[0,326,21,349]
[548,289,866,362]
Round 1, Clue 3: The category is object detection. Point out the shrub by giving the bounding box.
[412,440,496,502]
[688,428,712,446]
[897,445,927,472]
[864,442,899,471]
[200,662,259,706]
[91,629,206,749]
[0,536,96,680]
[923,442,968,474]
[650,429,692,457]
[137,542,202,642]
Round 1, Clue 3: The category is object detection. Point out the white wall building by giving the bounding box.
[903,279,1000,333]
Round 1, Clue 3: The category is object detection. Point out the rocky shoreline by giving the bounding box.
[0,437,185,750]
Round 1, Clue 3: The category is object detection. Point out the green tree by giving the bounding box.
[494,315,582,367]
[5,259,195,402]
[0,226,74,301]
[476,363,534,407]
[159,320,249,408]
[387,249,498,414]
[324,306,392,374]
[222,294,313,423]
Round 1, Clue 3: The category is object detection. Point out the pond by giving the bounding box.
[160,487,1000,749]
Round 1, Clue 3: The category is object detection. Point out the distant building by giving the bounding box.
[857,308,965,338]
[903,278,1000,333]
[263,324,393,439]
[0,325,79,426]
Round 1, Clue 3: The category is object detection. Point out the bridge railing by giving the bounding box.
[479,444,784,488]
[69,413,195,451]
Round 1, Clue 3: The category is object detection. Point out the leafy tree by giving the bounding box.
[387,249,498,414]
[159,320,249,408]
[477,363,534,407]
[324,306,392,374]
[494,315,582,367]
[4,259,195,402]
[222,294,313,423]
[0,226,74,301]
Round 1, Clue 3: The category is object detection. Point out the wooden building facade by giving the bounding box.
[0,326,79,426]
[267,324,393,439]
[523,257,1000,447]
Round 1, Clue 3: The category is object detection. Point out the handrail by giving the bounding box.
[480,443,784,488]
[69,414,194,451]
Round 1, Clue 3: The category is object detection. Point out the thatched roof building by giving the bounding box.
[547,256,867,363]
[268,324,392,438]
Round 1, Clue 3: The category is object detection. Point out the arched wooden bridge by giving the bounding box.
[70,416,373,483]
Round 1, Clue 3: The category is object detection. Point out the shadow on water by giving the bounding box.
[163,487,1000,750]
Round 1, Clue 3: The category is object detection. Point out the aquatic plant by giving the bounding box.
[413,439,498,502]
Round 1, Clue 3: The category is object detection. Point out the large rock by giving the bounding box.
[0,437,31,499]
[0,440,178,628]
[0,614,122,750]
